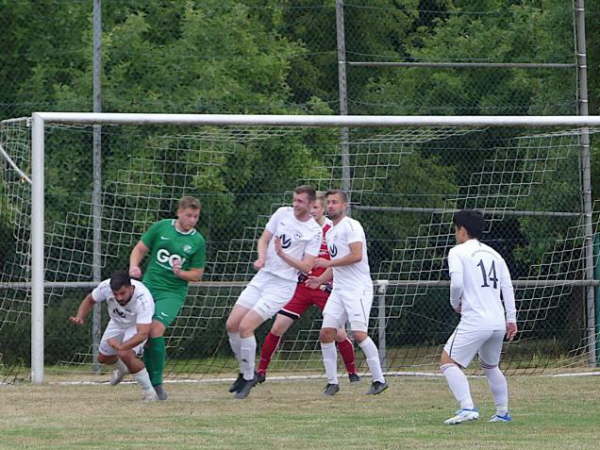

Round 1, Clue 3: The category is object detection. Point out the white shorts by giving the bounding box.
[322,286,373,332]
[235,270,297,320]
[98,320,146,357]
[443,328,505,368]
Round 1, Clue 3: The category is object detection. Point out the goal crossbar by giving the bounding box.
[33,112,600,127]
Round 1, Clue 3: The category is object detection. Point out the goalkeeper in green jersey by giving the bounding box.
[128,196,206,400]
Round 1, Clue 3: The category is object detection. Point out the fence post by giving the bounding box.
[91,0,103,373]
[377,280,389,371]
[594,234,600,364]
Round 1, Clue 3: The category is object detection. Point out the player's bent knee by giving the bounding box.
[271,315,293,336]
[440,362,457,373]
[225,318,239,333]
[225,311,243,333]
[480,361,497,370]
[352,330,367,343]
[320,327,336,342]
[117,349,134,362]
[440,350,454,366]
[334,328,348,341]
[97,353,116,365]
[150,320,166,338]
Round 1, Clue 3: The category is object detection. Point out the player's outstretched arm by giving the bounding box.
[449,272,464,313]
[109,323,152,351]
[446,250,463,313]
[68,294,95,325]
[173,265,204,282]
[305,267,333,289]
[129,241,149,278]
[500,260,517,322]
[273,236,316,273]
[315,241,363,269]
[254,230,273,270]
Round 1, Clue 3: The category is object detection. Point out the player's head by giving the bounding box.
[453,209,484,243]
[176,196,201,232]
[325,189,348,220]
[311,191,326,222]
[292,185,316,218]
[109,271,135,305]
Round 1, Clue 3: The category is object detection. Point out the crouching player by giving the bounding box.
[69,271,157,401]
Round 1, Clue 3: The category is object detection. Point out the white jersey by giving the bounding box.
[326,216,372,291]
[263,206,322,282]
[447,239,516,331]
[91,279,155,328]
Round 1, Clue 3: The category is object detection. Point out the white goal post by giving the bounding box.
[29,113,600,384]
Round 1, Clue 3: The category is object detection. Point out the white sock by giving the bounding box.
[358,337,385,383]
[320,342,338,384]
[441,363,474,410]
[484,366,508,415]
[132,368,153,391]
[228,331,242,364]
[240,335,256,380]
[116,358,129,374]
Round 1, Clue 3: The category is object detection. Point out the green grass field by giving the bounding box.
[1,374,599,449]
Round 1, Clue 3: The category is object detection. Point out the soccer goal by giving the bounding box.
[1,113,600,384]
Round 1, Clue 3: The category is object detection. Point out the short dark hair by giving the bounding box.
[294,185,316,202]
[110,271,132,291]
[453,209,485,239]
[325,189,348,203]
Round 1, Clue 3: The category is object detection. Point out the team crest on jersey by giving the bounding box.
[294,231,302,240]
[329,243,338,257]
[279,234,292,249]
[112,308,126,319]
[183,244,193,254]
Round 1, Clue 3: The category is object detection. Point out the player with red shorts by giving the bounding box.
[256,193,359,383]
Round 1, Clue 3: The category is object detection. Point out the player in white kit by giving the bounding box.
[441,210,517,424]
[314,189,388,396]
[69,271,157,401]
[225,185,322,399]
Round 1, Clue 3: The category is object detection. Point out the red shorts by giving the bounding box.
[279,284,330,319]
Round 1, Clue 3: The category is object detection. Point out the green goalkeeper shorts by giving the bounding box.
[150,290,186,327]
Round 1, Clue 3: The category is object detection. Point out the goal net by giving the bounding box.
[1,114,599,383]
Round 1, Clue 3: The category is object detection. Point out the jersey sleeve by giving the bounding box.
[189,235,206,269]
[140,220,162,249]
[346,220,364,244]
[265,207,285,235]
[447,249,464,310]
[499,259,517,323]
[90,280,109,303]
[136,297,155,324]
[447,248,463,276]
[304,229,322,256]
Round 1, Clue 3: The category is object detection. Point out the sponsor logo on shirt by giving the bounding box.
[112,308,126,319]
[157,249,186,268]
[280,234,292,249]
[329,243,338,257]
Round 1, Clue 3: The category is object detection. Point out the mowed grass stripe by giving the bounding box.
[1,376,599,449]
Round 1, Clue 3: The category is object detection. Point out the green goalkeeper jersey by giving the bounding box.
[141,219,206,296]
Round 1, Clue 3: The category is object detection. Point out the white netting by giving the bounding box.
[1,118,599,381]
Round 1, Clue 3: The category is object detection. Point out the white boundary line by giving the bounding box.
[4,370,600,386]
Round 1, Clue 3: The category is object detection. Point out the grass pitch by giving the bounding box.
[1,374,599,449]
